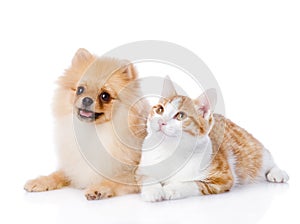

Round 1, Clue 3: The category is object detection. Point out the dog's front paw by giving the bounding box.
[24,176,62,192]
[141,185,165,202]
[85,185,114,200]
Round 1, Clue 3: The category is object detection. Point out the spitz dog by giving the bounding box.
[24,48,148,200]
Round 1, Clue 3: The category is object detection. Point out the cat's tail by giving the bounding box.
[260,148,289,183]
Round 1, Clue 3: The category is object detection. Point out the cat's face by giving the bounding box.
[147,77,216,138]
[148,96,210,138]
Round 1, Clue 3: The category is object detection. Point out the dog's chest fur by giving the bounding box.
[55,115,124,188]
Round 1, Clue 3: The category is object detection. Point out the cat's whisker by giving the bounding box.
[129,124,147,127]
[128,112,148,118]
[131,128,147,135]
[129,125,147,130]
[128,115,148,120]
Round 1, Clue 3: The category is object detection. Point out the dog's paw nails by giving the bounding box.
[85,187,114,200]
[24,177,56,192]
[85,191,102,200]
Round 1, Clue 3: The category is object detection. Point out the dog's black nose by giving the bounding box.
[82,97,93,107]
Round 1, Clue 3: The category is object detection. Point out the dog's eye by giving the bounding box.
[175,112,187,121]
[76,86,85,95]
[100,92,111,102]
[155,105,164,115]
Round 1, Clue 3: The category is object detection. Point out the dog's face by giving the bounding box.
[74,58,139,124]
[74,76,115,123]
[75,61,136,124]
[54,49,138,125]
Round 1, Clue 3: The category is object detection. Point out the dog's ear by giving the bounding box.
[119,62,137,80]
[72,48,94,66]
[58,49,95,90]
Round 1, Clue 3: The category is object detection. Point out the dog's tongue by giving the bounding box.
[80,110,93,118]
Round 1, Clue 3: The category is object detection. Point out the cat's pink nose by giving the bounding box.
[158,119,167,126]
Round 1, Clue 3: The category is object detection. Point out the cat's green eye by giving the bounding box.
[175,112,187,121]
[155,105,164,115]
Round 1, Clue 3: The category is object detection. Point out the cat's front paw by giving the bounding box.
[163,184,183,200]
[141,185,165,202]
[85,185,114,200]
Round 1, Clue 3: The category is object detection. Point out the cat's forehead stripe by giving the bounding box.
[169,96,194,112]
[170,97,183,108]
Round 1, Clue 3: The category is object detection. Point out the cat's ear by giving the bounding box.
[161,76,177,100]
[194,89,217,119]
[72,48,94,66]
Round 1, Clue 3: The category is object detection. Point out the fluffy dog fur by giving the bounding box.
[24,48,148,200]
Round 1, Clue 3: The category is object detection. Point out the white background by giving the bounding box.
[0,0,299,223]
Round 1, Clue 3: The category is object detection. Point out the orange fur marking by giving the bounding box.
[196,113,264,195]
[196,143,234,195]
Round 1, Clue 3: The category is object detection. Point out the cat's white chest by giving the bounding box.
[166,146,211,182]
[138,133,212,183]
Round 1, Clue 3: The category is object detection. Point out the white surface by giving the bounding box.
[0,1,300,224]
[5,183,292,224]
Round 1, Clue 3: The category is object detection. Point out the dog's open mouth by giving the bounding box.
[77,108,104,121]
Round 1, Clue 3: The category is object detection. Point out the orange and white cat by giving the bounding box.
[24,48,148,200]
[137,77,289,202]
